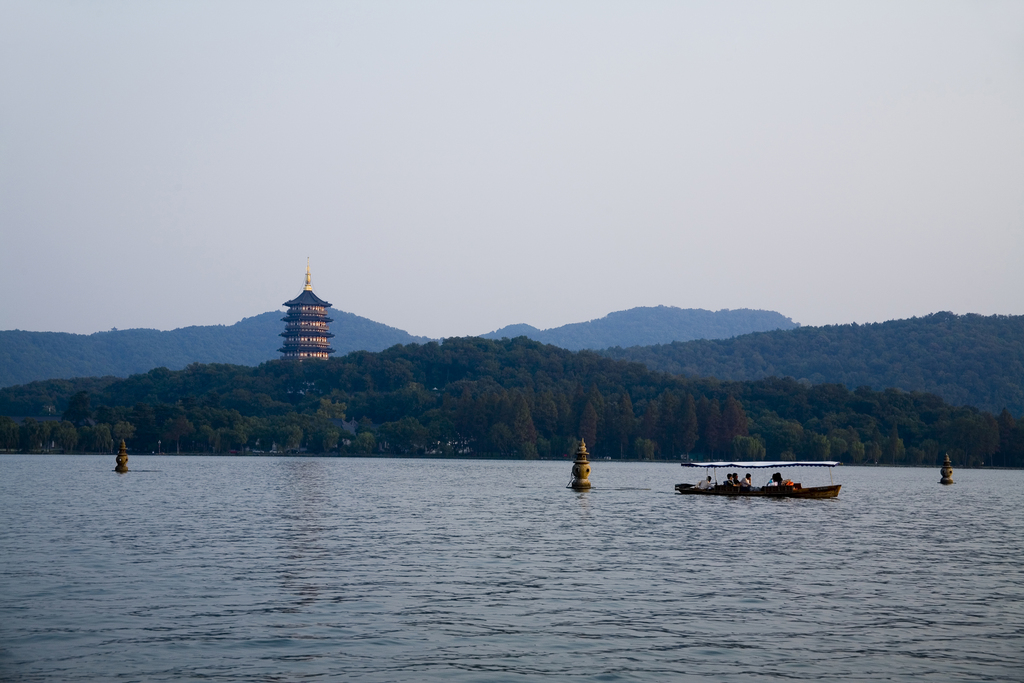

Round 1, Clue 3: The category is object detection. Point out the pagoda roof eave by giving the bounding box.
[283,289,332,307]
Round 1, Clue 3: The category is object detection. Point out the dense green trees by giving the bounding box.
[0,416,19,451]
[603,312,1024,415]
[1,336,1022,467]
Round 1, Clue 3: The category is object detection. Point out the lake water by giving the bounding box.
[1,456,1021,682]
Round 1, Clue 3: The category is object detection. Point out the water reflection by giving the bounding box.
[572,490,592,517]
[277,459,334,609]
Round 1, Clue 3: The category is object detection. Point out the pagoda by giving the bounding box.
[279,260,335,360]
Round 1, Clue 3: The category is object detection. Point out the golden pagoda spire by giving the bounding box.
[304,258,312,291]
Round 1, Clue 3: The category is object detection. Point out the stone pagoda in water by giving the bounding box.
[279,260,335,360]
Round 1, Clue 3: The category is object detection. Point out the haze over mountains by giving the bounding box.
[0,306,792,388]
[482,307,797,350]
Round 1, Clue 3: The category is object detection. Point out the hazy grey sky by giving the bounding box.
[2,1,1022,338]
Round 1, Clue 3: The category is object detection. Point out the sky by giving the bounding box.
[1,1,1022,339]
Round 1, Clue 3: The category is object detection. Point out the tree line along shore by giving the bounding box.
[1,337,1022,468]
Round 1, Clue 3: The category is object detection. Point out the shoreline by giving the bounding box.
[2,451,1021,469]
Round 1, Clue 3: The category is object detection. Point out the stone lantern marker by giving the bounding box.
[114,440,129,473]
[569,440,592,490]
[939,453,954,485]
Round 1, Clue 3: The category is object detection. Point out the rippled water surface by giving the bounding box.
[1,456,1022,681]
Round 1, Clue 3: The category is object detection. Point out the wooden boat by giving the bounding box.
[675,461,841,499]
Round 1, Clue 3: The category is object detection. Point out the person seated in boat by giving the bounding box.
[697,475,713,490]
[766,472,782,487]
[740,473,753,490]
[771,472,795,487]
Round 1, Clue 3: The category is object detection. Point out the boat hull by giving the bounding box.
[674,484,841,499]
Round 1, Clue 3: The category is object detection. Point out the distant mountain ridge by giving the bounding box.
[481,306,798,350]
[0,309,432,388]
[0,305,798,388]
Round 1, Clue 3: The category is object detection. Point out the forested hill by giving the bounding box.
[601,313,1024,415]
[1,337,1021,468]
[481,306,797,350]
[0,310,432,388]
[0,305,795,388]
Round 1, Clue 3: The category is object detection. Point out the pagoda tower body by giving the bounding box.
[279,261,335,360]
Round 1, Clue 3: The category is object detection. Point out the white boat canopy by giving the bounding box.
[682,461,840,469]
